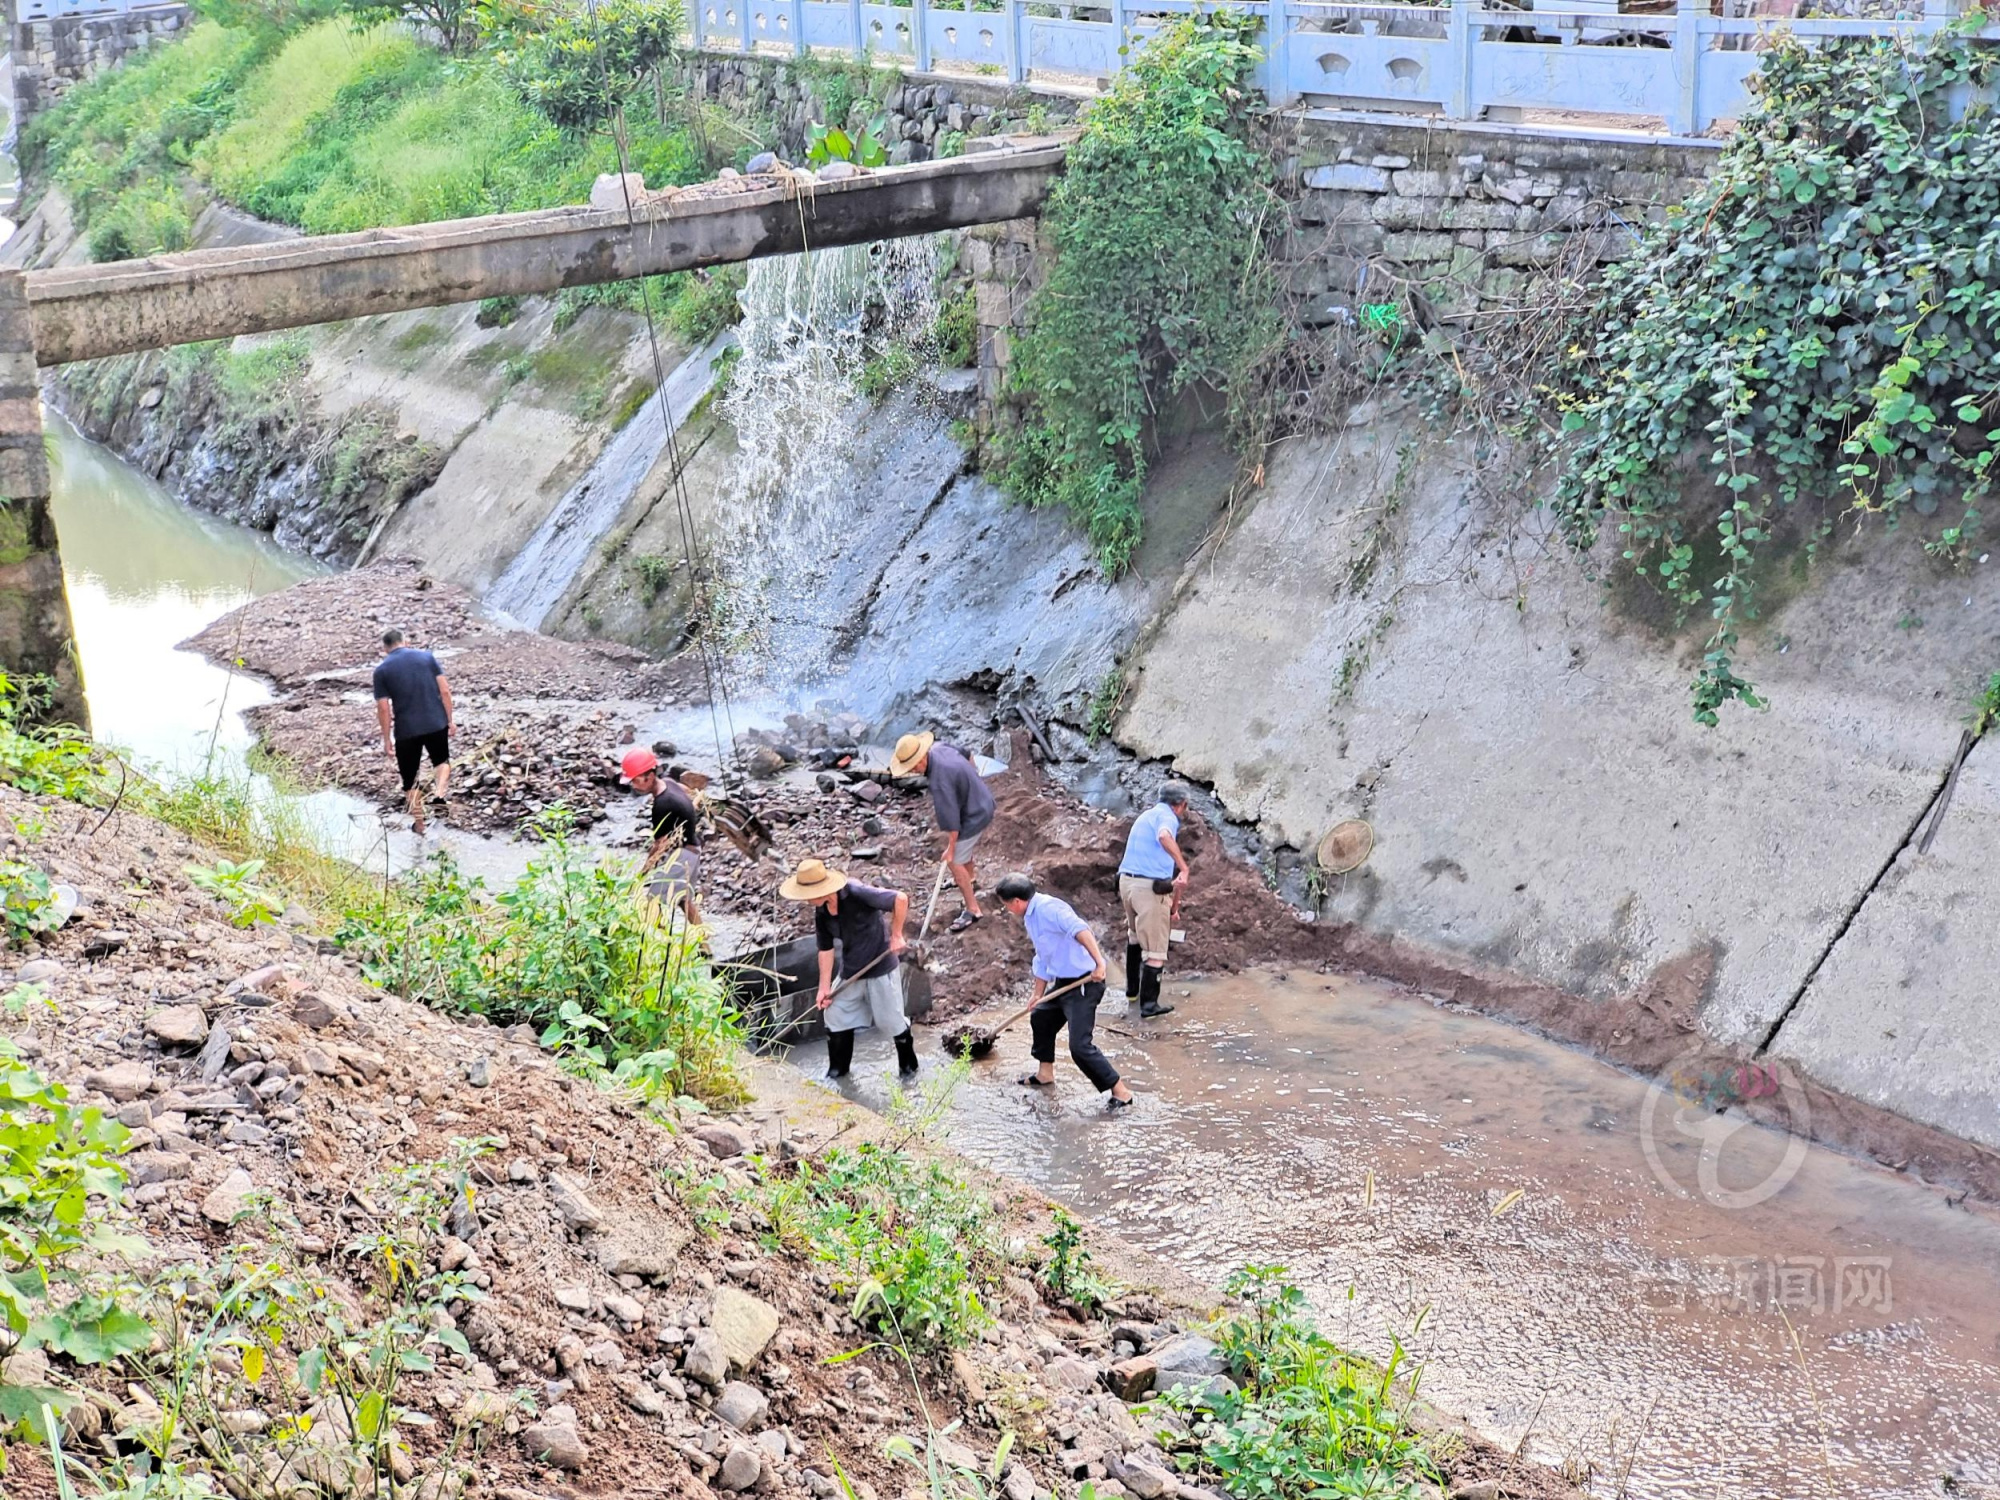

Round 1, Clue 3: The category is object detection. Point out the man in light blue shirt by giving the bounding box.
[997,873,1133,1108]
[1117,783,1190,1018]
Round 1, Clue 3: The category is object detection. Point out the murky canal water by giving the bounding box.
[803,971,2000,1499]
[44,415,543,881]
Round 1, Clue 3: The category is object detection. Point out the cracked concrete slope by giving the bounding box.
[1115,400,2000,1154]
[1766,732,2000,1151]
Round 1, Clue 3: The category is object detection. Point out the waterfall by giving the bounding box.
[713,236,945,683]
[487,330,733,630]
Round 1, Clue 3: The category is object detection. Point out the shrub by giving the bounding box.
[667,264,747,346]
[336,817,744,1103]
[784,1143,998,1351]
[935,285,977,370]
[0,1046,145,1426]
[1002,13,1278,574]
[0,673,106,798]
[859,342,917,402]
[1558,21,2000,723]
[1155,1267,1438,1499]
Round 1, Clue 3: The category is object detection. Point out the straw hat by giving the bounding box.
[1316,820,1375,874]
[780,857,849,901]
[887,731,935,778]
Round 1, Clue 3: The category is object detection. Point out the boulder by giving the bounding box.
[711,1287,780,1369]
[201,1169,255,1226]
[695,1124,747,1159]
[1117,1457,1175,1500]
[1150,1334,1225,1385]
[715,1380,769,1430]
[83,1061,154,1102]
[718,1444,762,1491]
[745,151,780,174]
[523,1422,589,1470]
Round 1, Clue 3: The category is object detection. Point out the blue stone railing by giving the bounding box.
[691,0,1965,136]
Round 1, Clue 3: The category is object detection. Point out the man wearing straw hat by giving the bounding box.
[888,730,994,934]
[996,873,1133,1109]
[622,747,704,928]
[781,857,918,1080]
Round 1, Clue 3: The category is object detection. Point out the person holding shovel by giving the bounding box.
[888,731,993,933]
[997,874,1133,1109]
[1118,783,1189,1019]
[781,858,918,1080]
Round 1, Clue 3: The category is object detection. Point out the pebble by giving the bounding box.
[683,1328,728,1387]
[222,1120,272,1146]
[1106,1355,1158,1401]
[816,160,861,181]
[714,1379,769,1431]
[201,1169,255,1226]
[603,1293,644,1326]
[1118,1457,1174,1499]
[16,959,60,984]
[1047,1356,1098,1392]
[718,1444,762,1490]
[556,1286,593,1313]
[293,993,339,1028]
[466,1055,493,1088]
[745,151,780,174]
[548,1173,604,1231]
[522,1422,589,1470]
[84,1060,154,1102]
[695,1124,746,1159]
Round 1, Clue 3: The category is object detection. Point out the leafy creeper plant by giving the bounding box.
[1557,14,2000,723]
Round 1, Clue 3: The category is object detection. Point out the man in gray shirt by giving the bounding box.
[889,730,995,933]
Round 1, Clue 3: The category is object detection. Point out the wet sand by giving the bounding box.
[802,970,2000,1499]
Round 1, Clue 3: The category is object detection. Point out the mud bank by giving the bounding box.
[189,561,2000,1215]
[0,784,1565,1500]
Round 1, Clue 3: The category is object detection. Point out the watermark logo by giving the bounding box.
[1639,1046,1811,1210]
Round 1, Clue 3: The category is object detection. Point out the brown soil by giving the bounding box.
[0,784,1573,1500]
[186,559,703,834]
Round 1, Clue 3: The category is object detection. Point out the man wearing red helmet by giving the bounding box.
[621,748,704,927]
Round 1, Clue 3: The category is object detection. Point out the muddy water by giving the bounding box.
[46,416,542,882]
[803,971,2000,1499]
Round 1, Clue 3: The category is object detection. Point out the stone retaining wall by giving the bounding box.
[967,115,1720,407]
[10,3,190,122]
[683,53,1079,164]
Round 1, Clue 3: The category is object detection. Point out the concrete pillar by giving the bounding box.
[0,270,85,726]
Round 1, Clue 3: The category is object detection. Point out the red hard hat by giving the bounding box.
[620,747,659,784]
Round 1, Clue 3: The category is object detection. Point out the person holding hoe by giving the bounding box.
[997,873,1133,1109]
[781,857,918,1080]
[888,731,994,933]
[620,747,704,929]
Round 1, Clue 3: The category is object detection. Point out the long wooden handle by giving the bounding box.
[916,860,950,944]
[990,973,1101,1037]
[822,946,895,1004]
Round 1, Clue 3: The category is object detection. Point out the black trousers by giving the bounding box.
[1028,978,1118,1092]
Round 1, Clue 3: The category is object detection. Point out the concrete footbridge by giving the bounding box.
[17,145,1067,366]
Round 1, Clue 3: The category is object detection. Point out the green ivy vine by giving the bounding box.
[1557,15,2000,724]
[1000,13,1280,574]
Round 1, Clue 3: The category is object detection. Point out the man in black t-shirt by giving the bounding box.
[780,857,915,1080]
[372,628,454,836]
[621,747,704,926]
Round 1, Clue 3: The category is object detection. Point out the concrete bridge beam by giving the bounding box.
[23,147,1066,366]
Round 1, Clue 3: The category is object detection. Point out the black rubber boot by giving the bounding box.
[1138,968,1175,1019]
[1125,942,1143,1001]
[893,1029,920,1078]
[825,1029,856,1079]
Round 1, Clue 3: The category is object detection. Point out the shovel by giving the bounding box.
[940,973,1099,1059]
[903,860,951,972]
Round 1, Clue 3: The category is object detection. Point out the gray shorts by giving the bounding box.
[646,848,700,901]
[825,970,907,1035]
[950,830,982,864]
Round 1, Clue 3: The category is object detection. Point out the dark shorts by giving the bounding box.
[395,730,450,790]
